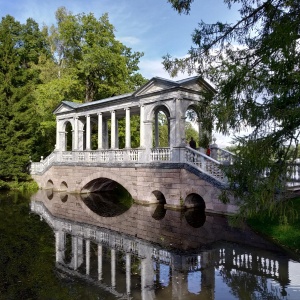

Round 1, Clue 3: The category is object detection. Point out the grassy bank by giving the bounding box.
[247,197,300,255]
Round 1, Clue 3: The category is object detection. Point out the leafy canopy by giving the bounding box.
[164,0,300,220]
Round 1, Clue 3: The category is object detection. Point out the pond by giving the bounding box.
[1,189,300,299]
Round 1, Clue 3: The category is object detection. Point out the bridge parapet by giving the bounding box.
[30,146,229,185]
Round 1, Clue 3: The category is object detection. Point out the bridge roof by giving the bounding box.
[53,76,216,115]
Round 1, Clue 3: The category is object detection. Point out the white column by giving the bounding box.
[115,119,119,149]
[125,108,131,148]
[86,239,90,275]
[74,117,78,150]
[98,113,103,149]
[155,112,159,147]
[140,105,145,147]
[98,244,103,281]
[103,119,109,149]
[73,236,78,270]
[126,253,131,294]
[55,230,65,263]
[86,115,91,150]
[55,119,60,150]
[111,249,116,288]
[111,111,116,149]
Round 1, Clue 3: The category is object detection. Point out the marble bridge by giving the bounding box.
[29,76,300,214]
[30,76,239,215]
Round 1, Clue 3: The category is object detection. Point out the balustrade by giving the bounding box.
[29,147,229,184]
[150,148,171,161]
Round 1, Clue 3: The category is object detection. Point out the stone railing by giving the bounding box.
[211,145,235,165]
[29,147,229,184]
[185,147,227,183]
[151,147,171,161]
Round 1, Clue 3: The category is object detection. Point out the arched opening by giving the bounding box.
[64,121,73,151]
[152,190,166,204]
[185,106,212,150]
[46,179,54,189]
[185,193,206,209]
[60,181,68,191]
[153,107,170,148]
[81,179,133,217]
[185,107,200,149]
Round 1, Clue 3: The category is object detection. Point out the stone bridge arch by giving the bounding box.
[79,169,137,199]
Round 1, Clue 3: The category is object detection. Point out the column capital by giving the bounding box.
[97,112,103,116]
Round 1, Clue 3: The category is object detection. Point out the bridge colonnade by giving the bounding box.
[54,77,207,153]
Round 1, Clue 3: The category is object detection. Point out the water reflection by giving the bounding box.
[31,190,300,300]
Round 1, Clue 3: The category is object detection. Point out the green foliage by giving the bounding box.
[0,16,49,181]
[0,8,147,183]
[47,7,147,102]
[164,0,300,219]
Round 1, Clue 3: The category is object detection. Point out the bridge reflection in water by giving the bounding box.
[31,190,299,300]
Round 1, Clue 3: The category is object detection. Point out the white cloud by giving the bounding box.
[118,36,140,46]
[139,58,196,80]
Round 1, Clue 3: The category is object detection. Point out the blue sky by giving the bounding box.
[1,0,240,146]
[0,0,240,80]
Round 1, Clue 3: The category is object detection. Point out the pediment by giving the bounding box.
[53,101,79,115]
[134,78,177,97]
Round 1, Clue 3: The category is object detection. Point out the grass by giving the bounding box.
[247,197,300,255]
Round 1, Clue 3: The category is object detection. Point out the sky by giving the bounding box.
[0,0,241,146]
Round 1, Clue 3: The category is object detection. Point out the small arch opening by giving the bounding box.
[65,121,73,151]
[60,181,68,191]
[152,190,166,204]
[46,179,54,189]
[153,107,170,148]
[185,193,205,209]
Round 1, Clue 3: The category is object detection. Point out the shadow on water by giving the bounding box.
[80,185,133,217]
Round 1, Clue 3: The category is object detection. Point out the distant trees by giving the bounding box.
[0,8,146,183]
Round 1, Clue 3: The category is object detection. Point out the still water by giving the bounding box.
[1,190,300,300]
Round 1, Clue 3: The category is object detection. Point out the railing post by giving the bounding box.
[210,143,218,160]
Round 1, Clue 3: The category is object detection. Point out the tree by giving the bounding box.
[48,7,147,102]
[164,0,300,220]
[0,16,49,181]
